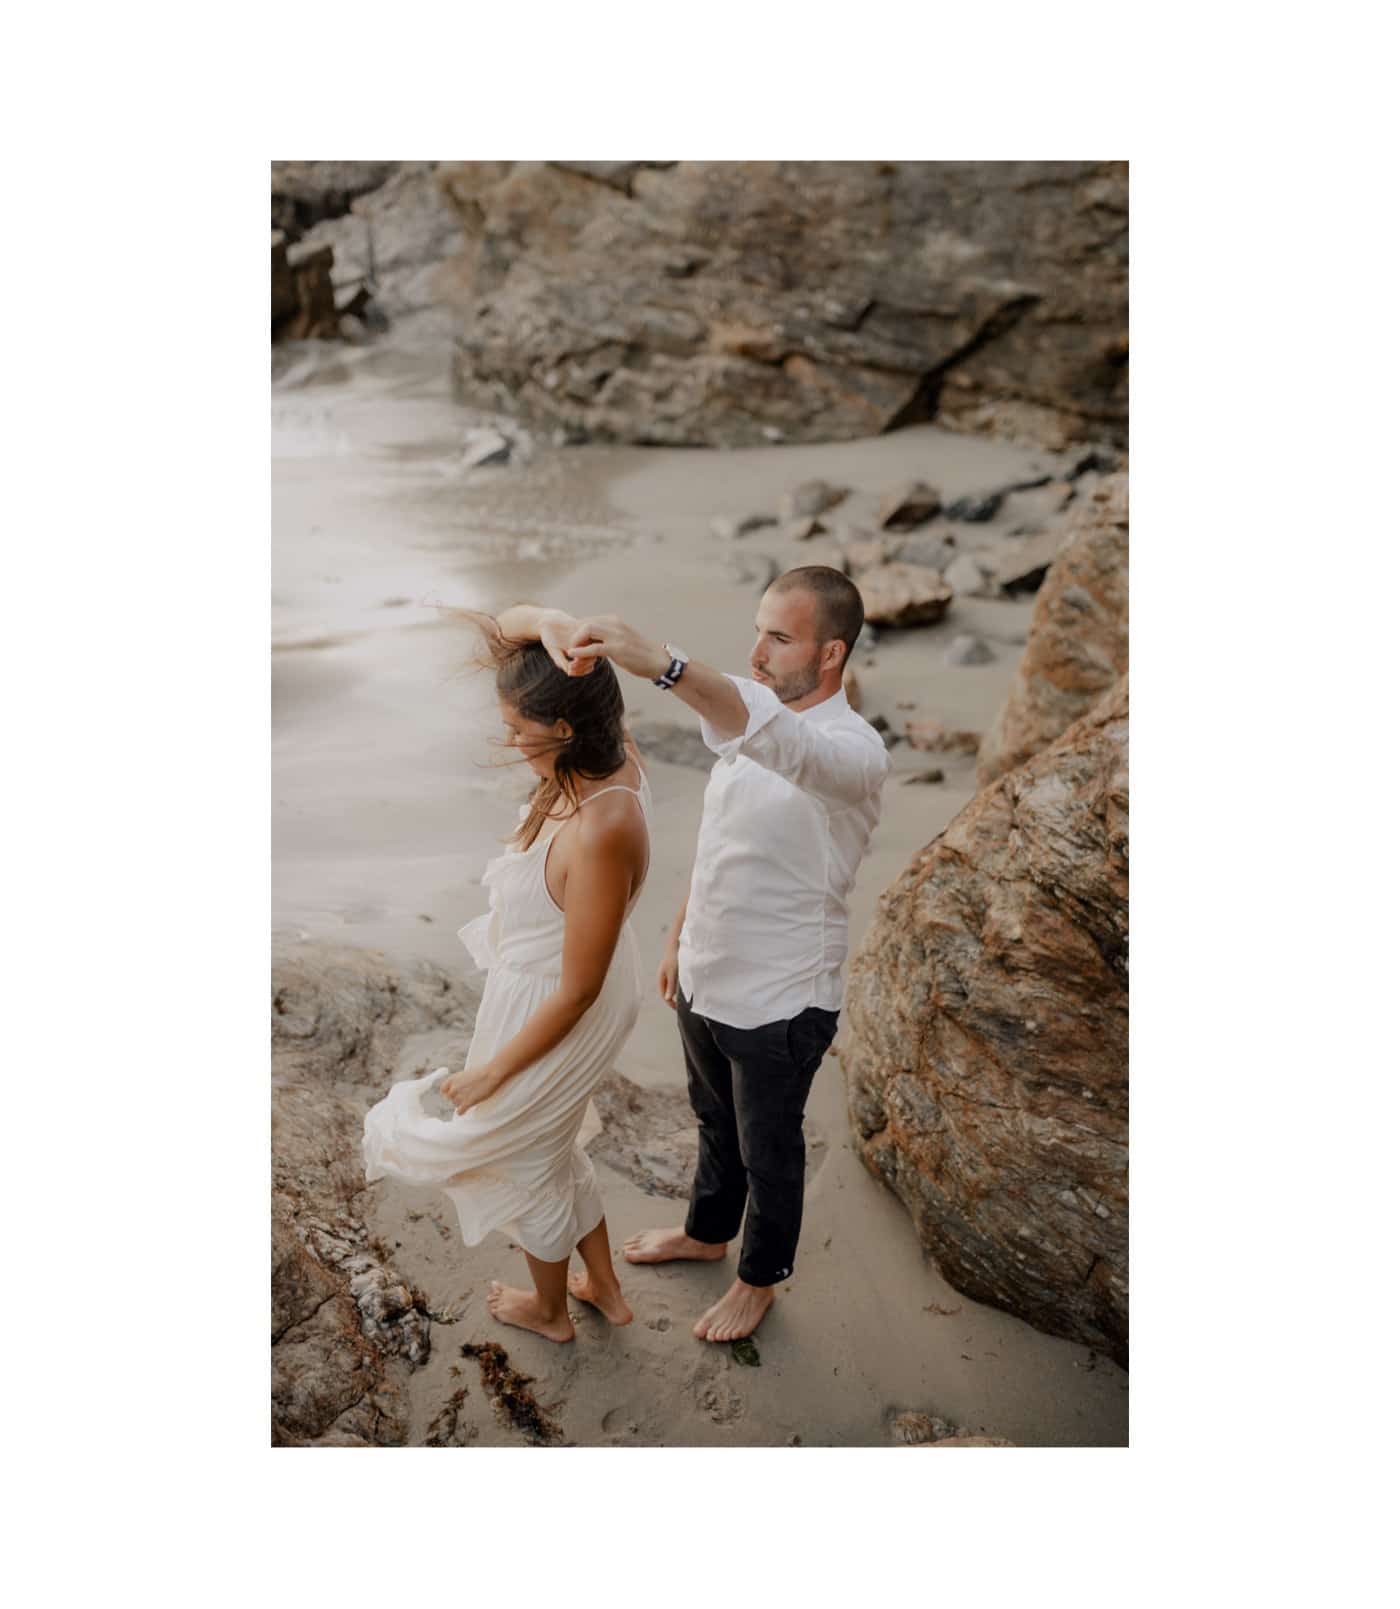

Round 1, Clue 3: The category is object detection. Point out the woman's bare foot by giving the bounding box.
[567,1271,634,1325]
[486,1280,575,1343]
[623,1227,728,1265]
[693,1278,774,1342]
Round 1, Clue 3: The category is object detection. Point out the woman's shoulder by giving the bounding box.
[576,781,647,850]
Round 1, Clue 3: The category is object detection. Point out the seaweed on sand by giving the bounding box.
[460,1341,563,1444]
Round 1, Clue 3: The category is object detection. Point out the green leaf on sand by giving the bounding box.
[732,1337,761,1367]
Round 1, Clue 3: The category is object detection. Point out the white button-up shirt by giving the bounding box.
[676,675,890,1030]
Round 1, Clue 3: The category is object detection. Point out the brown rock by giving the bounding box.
[978,473,1127,787]
[904,720,981,755]
[876,480,943,531]
[856,563,953,628]
[843,679,1128,1365]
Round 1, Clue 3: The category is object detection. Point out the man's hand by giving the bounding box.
[540,611,595,677]
[441,1063,502,1115]
[568,616,671,682]
[657,941,679,1010]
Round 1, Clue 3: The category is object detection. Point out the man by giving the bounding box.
[498,565,889,1341]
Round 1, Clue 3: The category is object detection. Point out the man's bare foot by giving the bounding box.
[623,1227,728,1265]
[567,1271,634,1326]
[693,1278,774,1342]
[486,1280,575,1343]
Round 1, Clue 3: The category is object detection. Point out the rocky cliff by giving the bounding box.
[843,677,1128,1365]
[273,160,1127,450]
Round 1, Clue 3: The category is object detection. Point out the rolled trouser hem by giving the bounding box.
[736,1261,795,1288]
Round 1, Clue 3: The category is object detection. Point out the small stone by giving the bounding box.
[902,768,945,785]
[782,517,828,542]
[875,480,942,531]
[945,491,1003,523]
[460,428,512,469]
[904,720,981,755]
[943,634,995,667]
[778,479,849,520]
[943,554,987,595]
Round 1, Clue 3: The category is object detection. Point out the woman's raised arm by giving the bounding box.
[496,604,595,676]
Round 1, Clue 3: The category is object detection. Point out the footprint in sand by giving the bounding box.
[646,1314,673,1332]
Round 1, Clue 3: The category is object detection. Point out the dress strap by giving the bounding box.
[578,783,644,805]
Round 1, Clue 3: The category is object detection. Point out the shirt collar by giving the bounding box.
[795,687,850,725]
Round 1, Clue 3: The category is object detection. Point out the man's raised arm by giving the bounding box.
[569,615,887,808]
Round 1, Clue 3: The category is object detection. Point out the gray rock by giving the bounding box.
[944,634,995,666]
[778,480,849,521]
[724,552,781,591]
[897,531,961,571]
[943,554,988,595]
[461,429,512,468]
[876,480,942,531]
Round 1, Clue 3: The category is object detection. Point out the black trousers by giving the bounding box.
[677,989,839,1287]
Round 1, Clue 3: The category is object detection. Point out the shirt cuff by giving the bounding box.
[699,674,784,759]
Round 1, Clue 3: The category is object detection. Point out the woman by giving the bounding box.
[362,613,649,1343]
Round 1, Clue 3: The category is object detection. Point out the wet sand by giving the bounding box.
[273,342,1128,1446]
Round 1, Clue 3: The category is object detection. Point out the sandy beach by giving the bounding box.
[273,342,1128,1446]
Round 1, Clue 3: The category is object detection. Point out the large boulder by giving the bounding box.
[271,935,480,1446]
[977,474,1128,787]
[433,160,1126,450]
[843,678,1128,1365]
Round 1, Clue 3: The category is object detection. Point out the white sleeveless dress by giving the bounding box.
[362,776,649,1262]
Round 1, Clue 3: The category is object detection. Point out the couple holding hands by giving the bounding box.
[363,564,889,1346]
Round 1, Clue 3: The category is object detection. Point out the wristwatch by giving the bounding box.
[654,643,690,690]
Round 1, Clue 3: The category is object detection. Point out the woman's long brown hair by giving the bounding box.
[455,610,627,850]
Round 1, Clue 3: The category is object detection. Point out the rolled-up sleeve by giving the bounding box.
[700,675,890,808]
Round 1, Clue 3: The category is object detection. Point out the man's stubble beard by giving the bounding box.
[765,652,824,705]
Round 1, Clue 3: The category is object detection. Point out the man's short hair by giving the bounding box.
[768,566,865,669]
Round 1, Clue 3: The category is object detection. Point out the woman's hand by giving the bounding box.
[441,1063,502,1115]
